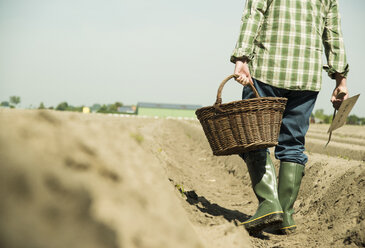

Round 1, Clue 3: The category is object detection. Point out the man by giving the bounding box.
[231,0,349,234]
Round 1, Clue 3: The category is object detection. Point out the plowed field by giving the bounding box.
[0,109,364,247]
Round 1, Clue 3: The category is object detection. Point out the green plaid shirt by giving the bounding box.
[231,0,349,91]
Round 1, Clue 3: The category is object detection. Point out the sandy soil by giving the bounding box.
[0,109,364,248]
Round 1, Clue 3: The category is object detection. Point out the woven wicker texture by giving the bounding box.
[196,75,287,156]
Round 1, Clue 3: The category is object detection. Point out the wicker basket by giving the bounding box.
[195,75,287,156]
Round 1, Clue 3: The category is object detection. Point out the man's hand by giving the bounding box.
[234,59,251,84]
[331,73,348,110]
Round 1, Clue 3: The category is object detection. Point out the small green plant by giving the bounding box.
[175,184,185,197]
[130,133,144,144]
[338,154,350,161]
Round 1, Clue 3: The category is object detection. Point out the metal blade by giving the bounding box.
[327,94,360,134]
[325,94,360,147]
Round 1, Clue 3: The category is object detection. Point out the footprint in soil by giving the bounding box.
[64,157,91,171]
[184,190,250,223]
[98,168,121,183]
[77,141,97,157]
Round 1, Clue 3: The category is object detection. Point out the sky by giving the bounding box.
[0,0,364,116]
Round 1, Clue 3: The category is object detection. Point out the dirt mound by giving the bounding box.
[294,154,365,247]
[0,109,204,248]
[0,109,364,247]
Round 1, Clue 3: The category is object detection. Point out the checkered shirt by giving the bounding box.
[231,0,349,91]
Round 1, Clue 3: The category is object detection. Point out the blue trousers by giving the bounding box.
[241,78,318,165]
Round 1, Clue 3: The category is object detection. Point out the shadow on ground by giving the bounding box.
[184,190,249,223]
[183,190,273,240]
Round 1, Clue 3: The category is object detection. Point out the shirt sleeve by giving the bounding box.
[230,0,269,63]
[322,0,349,79]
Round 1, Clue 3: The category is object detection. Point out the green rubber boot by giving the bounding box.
[278,161,305,234]
[241,151,283,233]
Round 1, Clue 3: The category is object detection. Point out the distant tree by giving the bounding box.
[38,102,45,109]
[313,109,324,123]
[56,102,68,111]
[91,103,101,112]
[114,102,123,108]
[347,115,359,125]
[314,109,324,119]
[70,105,83,112]
[323,115,332,124]
[9,96,21,107]
[313,109,335,123]
[97,104,108,113]
[54,102,84,112]
[1,101,9,107]
[48,106,54,110]
[361,118,365,125]
[108,102,123,112]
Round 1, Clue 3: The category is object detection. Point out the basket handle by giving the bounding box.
[214,74,260,111]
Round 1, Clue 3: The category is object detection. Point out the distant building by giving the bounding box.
[118,105,137,114]
[82,107,90,113]
[137,102,202,118]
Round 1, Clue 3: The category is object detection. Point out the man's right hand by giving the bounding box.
[331,73,349,110]
[234,59,251,84]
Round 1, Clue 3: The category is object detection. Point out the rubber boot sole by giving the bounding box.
[264,224,297,235]
[241,212,283,234]
[279,225,297,235]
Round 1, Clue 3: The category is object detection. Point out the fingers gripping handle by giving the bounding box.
[213,74,260,112]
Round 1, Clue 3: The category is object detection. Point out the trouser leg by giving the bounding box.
[274,90,318,165]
